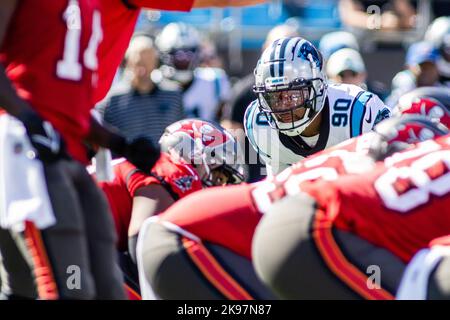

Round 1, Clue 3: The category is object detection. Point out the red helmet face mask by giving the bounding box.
[159,119,244,186]
[396,87,450,129]
[399,97,450,129]
[387,121,442,144]
[369,114,449,161]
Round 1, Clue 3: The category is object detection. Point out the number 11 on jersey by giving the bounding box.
[57,0,103,81]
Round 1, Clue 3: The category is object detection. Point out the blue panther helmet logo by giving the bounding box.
[297,40,323,70]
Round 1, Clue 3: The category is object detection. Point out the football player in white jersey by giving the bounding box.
[244,36,392,175]
[155,23,231,122]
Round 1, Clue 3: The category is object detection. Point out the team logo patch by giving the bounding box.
[174,176,195,193]
[374,108,391,126]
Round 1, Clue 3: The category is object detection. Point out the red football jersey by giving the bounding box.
[95,0,194,103]
[298,134,450,263]
[0,0,101,163]
[157,133,450,264]
[159,183,260,259]
[157,133,376,259]
[95,153,202,250]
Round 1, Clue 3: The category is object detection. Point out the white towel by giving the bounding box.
[396,245,450,300]
[0,114,56,232]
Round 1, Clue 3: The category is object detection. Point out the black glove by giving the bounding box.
[17,110,67,163]
[112,136,161,172]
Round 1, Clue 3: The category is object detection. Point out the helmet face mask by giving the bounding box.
[253,37,327,136]
[159,119,245,187]
[254,77,325,133]
[395,87,450,129]
[200,164,245,187]
[368,114,449,161]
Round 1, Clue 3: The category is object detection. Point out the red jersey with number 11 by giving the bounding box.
[0,0,101,163]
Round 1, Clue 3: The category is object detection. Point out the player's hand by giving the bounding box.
[17,110,67,163]
[123,137,161,172]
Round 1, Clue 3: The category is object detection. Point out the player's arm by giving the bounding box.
[364,94,392,131]
[0,0,66,162]
[128,184,174,262]
[0,0,34,118]
[86,115,160,172]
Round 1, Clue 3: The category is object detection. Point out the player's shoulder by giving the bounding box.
[244,100,274,161]
[327,83,364,98]
[244,99,259,125]
[328,83,388,111]
[244,100,271,137]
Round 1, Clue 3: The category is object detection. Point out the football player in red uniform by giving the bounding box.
[90,119,243,299]
[253,126,450,299]
[136,115,445,300]
[0,0,132,300]
[0,0,265,301]
[396,235,450,300]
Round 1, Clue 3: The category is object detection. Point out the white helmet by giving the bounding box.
[326,48,366,78]
[155,23,202,84]
[253,37,327,136]
[319,31,360,60]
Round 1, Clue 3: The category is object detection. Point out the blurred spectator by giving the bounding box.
[326,47,389,99]
[198,39,225,69]
[339,0,417,31]
[425,16,450,87]
[319,31,360,61]
[155,23,231,122]
[386,41,440,108]
[98,35,184,144]
[220,23,300,182]
[327,48,367,86]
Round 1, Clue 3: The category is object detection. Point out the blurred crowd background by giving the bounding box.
[97,0,450,182]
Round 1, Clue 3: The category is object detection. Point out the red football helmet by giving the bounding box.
[369,114,449,160]
[395,87,450,129]
[159,119,244,186]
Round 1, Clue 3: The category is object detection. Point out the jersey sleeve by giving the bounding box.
[361,92,392,134]
[244,100,280,176]
[117,161,161,197]
[126,0,194,11]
